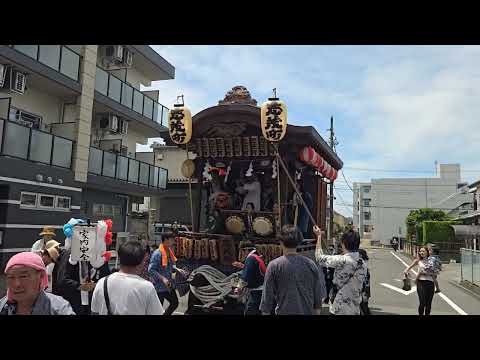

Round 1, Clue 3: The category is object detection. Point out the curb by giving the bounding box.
[448,280,480,300]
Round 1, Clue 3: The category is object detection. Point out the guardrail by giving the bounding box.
[461,248,480,287]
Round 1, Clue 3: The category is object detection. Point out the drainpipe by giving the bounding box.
[116,194,129,232]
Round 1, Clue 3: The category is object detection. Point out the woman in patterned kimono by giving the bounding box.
[314,227,367,315]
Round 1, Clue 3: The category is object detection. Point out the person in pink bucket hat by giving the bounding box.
[0,252,75,315]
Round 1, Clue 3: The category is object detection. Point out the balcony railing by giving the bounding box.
[0,118,74,169]
[95,66,169,127]
[11,45,81,82]
[88,147,168,190]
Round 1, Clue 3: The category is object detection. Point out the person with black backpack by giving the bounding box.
[90,240,164,315]
[314,227,367,315]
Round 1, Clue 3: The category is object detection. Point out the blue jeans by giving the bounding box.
[244,290,262,315]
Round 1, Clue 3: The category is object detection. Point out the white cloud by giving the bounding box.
[140,45,480,216]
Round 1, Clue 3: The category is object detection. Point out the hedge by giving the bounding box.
[422,220,461,245]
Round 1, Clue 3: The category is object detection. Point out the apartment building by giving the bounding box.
[0,45,173,267]
[353,164,472,245]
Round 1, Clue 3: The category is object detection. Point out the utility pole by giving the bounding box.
[328,116,336,245]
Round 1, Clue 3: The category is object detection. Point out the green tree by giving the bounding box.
[405,208,450,241]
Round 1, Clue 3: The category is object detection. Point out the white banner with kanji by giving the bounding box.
[71,226,97,263]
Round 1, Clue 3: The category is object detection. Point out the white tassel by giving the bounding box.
[202,161,212,181]
[224,162,232,183]
[272,161,277,179]
[245,161,253,177]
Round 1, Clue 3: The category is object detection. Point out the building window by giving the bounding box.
[93,203,122,216]
[20,192,37,208]
[56,196,71,210]
[93,204,103,216]
[363,186,371,193]
[363,199,371,207]
[38,194,55,209]
[113,205,123,217]
[364,212,371,220]
[364,225,372,233]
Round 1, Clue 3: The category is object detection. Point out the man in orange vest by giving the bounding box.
[233,242,266,315]
[148,232,188,315]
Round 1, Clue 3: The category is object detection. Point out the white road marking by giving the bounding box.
[389,251,467,315]
[437,293,468,315]
[380,282,417,295]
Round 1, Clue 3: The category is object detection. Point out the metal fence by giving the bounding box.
[460,248,480,287]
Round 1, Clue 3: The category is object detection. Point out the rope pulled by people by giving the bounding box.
[188,265,242,308]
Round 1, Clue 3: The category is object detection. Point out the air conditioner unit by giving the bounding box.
[11,70,26,95]
[104,45,124,62]
[124,49,134,67]
[118,118,128,134]
[108,114,119,132]
[0,64,7,88]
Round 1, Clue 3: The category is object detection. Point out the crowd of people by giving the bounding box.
[0,224,442,316]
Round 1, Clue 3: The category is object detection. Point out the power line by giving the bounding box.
[334,187,354,216]
[340,170,354,192]
[337,204,464,211]
[343,166,480,174]
[335,181,469,188]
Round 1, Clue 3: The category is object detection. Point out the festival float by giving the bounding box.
[165,87,343,313]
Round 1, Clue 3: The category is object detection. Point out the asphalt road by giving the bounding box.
[367,248,480,315]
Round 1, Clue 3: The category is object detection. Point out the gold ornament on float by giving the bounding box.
[260,88,287,142]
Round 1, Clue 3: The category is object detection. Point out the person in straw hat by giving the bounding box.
[40,240,62,293]
[31,226,57,255]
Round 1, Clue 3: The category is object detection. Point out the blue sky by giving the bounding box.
[140,45,480,217]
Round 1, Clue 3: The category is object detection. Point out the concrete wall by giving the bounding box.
[125,126,148,157]
[9,86,63,129]
[127,67,152,89]
[153,146,196,182]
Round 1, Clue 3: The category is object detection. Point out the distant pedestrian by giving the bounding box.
[0,252,74,315]
[91,241,164,315]
[358,249,371,315]
[404,246,436,315]
[259,225,325,315]
[391,237,399,252]
[426,243,442,293]
[315,226,367,315]
[149,233,188,315]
